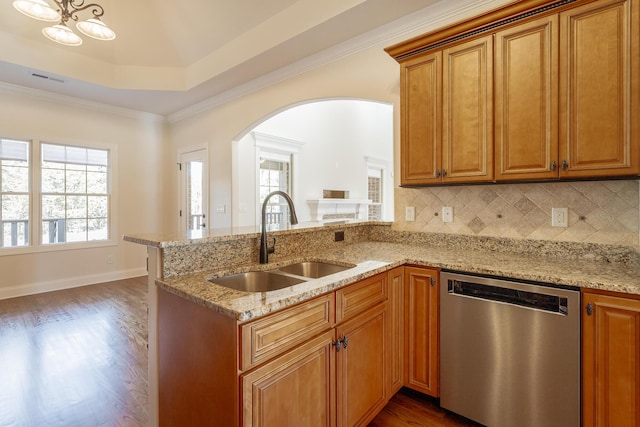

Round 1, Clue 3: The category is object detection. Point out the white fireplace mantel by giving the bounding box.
[307,199,372,221]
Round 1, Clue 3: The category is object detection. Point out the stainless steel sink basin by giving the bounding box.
[277,261,353,279]
[209,271,305,292]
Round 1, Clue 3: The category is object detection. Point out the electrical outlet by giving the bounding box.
[442,206,453,223]
[405,206,415,221]
[107,255,113,264]
[551,207,568,227]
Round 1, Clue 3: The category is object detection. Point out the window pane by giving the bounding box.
[88,196,108,218]
[2,164,29,193]
[2,195,29,220]
[41,168,65,193]
[88,218,108,241]
[87,171,107,194]
[66,196,87,219]
[41,143,110,245]
[42,195,65,219]
[65,219,87,242]
[65,169,86,193]
[1,139,30,247]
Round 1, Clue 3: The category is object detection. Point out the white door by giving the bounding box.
[179,148,208,234]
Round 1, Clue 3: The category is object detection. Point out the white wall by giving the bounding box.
[0,84,168,298]
[169,45,402,230]
[233,99,394,226]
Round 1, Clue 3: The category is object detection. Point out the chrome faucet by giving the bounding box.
[260,190,298,264]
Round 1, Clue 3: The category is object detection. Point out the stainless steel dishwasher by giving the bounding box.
[440,271,580,427]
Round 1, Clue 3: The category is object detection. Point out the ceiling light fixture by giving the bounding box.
[13,0,116,46]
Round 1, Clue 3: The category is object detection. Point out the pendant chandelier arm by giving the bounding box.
[50,0,105,24]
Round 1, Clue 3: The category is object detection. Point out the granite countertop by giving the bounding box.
[156,240,640,322]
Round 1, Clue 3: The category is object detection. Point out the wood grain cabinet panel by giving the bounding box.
[336,273,387,323]
[387,267,404,396]
[495,15,559,180]
[336,303,388,427]
[241,293,334,371]
[400,52,441,185]
[442,34,494,183]
[241,330,336,427]
[560,0,639,177]
[403,266,439,397]
[582,291,640,427]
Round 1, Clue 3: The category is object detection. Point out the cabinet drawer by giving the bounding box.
[336,273,387,323]
[240,293,334,371]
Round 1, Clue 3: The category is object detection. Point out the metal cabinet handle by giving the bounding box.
[333,336,348,351]
[551,160,557,171]
[561,160,568,171]
[430,277,436,287]
[586,303,593,316]
[442,169,447,177]
[435,169,441,178]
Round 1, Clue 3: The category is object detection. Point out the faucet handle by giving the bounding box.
[267,237,276,255]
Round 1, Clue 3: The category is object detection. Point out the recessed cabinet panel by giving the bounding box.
[560,0,639,177]
[241,330,336,427]
[401,52,441,185]
[404,266,439,397]
[442,35,494,182]
[582,291,640,427]
[495,15,558,180]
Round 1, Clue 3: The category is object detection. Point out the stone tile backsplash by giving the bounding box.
[394,180,639,247]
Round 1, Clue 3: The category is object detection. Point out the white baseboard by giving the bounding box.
[0,267,149,300]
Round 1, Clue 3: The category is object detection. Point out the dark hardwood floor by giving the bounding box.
[0,277,148,427]
[0,277,480,427]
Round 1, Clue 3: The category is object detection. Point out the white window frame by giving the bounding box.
[252,132,305,225]
[0,137,118,256]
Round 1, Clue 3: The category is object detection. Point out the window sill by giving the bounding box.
[0,240,118,256]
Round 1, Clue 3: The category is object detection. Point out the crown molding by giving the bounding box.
[167,0,509,124]
[0,81,166,123]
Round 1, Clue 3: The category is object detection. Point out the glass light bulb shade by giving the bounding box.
[13,0,60,22]
[42,24,83,46]
[76,18,116,41]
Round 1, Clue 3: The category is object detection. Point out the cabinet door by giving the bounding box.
[559,0,640,177]
[241,330,336,427]
[336,303,387,427]
[387,267,404,395]
[495,15,559,181]
[404,266,439,396]
[442,35,494,182]
[583,292,640,427]
[400,52,442,185]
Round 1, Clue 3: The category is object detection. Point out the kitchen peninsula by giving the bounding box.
[125,221,640,426]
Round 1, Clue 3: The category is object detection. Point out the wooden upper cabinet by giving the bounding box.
[389,0,640,185]
[495,15,559,180]
[442,34,494,183]
[559,0,640,177]
[400,52,441,185]
[582,291,640,427]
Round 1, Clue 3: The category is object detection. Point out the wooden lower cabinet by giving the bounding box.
[159,267,446,426]
[241,330,336,427]
[582,290,640,427]
[404,266,439,397]
[336,303,388,426]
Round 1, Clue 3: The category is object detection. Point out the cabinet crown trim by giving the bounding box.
[385,0,577,61]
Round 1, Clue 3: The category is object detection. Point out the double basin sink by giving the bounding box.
[208,261,355,292]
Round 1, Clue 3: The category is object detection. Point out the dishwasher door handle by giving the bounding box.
[448,279,569,315]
